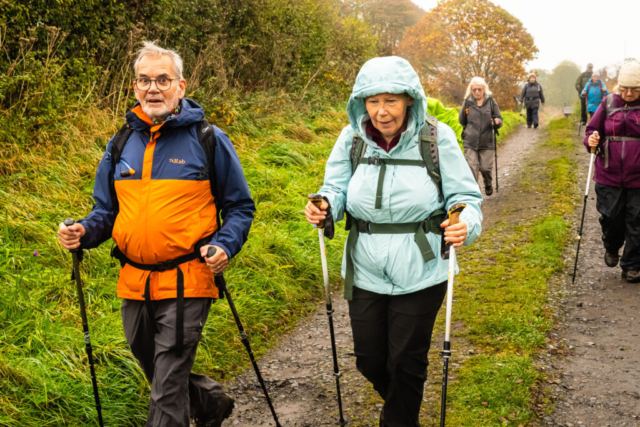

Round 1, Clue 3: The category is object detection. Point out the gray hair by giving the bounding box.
[134,41,184,79]
[464,76,492,99]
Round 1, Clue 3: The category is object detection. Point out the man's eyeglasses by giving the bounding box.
[618,86,640,95]
[134,77,180,91]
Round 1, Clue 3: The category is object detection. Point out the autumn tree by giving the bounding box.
[344,0,425,55]
[397,0,538,104]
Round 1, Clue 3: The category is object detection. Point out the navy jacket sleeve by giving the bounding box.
[77,138,116,249]
[208,127,256,259]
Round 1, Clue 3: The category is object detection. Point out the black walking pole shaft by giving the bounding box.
[572,195,589,283]
[494,126,499,192]
[327,301,346,426]
[64,219,104,427]
[208,248,281,427]
[440,343,450,427]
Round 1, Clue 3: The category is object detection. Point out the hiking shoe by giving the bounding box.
[485,185,493,196]
[581,121,587,126]
[194,394,235,427]
[527,125,532,128]
[622,270,640,283]
[604,251,620,267]
[534,123,539,129]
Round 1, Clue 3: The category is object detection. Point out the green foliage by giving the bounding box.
[497,111,526,146]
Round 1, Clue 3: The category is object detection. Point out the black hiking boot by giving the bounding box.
[622,270,640,283]
[485,185,493,196]
[194,394,235,427]
[534,123,539,129]
[604,251,620,267]
[527,124,532,128]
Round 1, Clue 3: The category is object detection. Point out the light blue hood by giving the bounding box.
[347,56,427,147]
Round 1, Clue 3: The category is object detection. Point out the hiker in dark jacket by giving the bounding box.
[58,41,255,426]
[459,76,503,196]
[585,61,640,283]
[576,63,594,125]
[519,74,545,128]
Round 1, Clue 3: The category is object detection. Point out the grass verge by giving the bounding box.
[432,118,578,425]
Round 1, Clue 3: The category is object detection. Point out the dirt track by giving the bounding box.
[220,125,548,426]
[549,130,640,427]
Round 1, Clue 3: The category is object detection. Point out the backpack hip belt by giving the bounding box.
[602,137,640,168]
[342,209,446,300]
[112,233,213,357]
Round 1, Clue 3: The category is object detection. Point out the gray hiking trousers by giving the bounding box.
[464,147,494,188]
[122,297,225,427]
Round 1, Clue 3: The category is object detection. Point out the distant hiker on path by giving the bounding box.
[459,76,503,196]
[304,56,483,427]
[519,74,545,129]
[582,71,610,120]
[585,61,640,283]
[576,63,594,125]
[58,41,255,426]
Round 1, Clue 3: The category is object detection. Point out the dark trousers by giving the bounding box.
[122,298,225,427]
[580,96,588,123]
[526,107,539,126]
[595,184,640,271]
[348,283,447,427]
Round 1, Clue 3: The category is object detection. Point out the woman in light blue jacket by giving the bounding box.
[305,57,482,426]
[582,71,610,119]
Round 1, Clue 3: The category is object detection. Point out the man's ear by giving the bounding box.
[177,79,187,98]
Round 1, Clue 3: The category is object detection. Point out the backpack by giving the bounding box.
[349,115,443,202]
[108,120,221,226]
[586,80,607,99]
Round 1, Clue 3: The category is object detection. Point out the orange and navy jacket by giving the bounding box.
[78,98,255,300]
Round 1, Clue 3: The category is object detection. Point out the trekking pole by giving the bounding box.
[493,124,499,193]
[206,247,282,427]
[63,218,105,427]
[308,194,347,426]
[439,203,466,427]
[572,133,598,284]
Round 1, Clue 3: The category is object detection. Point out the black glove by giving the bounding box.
[322,196,335,240]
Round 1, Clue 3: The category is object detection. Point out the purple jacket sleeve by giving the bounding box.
[207,128,256,259]
[584,98,607,153]
[77,138,117,249]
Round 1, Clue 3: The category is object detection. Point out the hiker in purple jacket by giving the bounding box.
[585,61,640,283]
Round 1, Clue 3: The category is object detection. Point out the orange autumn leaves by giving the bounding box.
[397,0,538,104]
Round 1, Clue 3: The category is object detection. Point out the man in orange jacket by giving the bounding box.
[58,41,255,427]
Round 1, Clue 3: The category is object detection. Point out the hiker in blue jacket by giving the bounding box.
[304,56,483,427]
[582,71,610,120]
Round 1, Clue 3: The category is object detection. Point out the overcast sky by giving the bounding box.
[410,0,639,74]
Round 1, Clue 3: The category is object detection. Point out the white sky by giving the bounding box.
[410,0,640,73]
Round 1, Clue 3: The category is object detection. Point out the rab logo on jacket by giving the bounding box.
[169,158,186,164]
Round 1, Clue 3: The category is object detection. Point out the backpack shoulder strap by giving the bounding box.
[109,123,134,217]
[350,134,367,176]
[605,94,616,116]
[419,115,444,202]
[195,120,221,225]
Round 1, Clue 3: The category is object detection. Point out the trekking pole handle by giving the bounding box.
[447,203,466,226]
[206,246,223,278]
[591,131,599,154]
[308,193,325,229]
[63,218,81,253]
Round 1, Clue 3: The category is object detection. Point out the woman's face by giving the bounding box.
[529,76,536,83]
[619,86,640,103]
[471,84,484,100]
[365,93,413,141]
[592,75,600,83]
